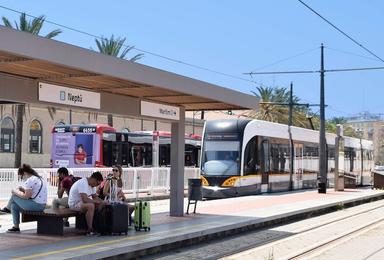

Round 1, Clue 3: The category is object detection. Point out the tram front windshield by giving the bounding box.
[202,140,240,176]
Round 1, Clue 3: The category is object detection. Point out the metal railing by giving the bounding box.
[0,167,200,200]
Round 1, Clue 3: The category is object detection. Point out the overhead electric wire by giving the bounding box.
[0,5,260,85]
[248,65,384,75]
[248,47,320,73]
[326,46,382,62]
[297,0,384,62]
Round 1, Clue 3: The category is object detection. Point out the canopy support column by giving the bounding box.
[170,107,185,216]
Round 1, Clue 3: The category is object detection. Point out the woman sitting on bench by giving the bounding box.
[7,164,48,233]
[101,165,134,222]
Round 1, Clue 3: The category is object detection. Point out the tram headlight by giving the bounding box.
[200,175,209,186]
[222,176,240,187]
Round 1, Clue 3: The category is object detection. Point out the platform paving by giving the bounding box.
[0,188,383,259]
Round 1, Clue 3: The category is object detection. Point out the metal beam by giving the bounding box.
[0,57,32,64]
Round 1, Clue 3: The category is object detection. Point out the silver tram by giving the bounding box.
[200,119,374,198]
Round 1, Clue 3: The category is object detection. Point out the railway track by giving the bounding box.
[146,200,384,260]
[224,201,384,260]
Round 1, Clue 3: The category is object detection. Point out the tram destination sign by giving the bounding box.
[141,100,180,120]
[38,82,101,109]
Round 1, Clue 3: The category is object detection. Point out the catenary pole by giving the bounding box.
[288,82,294,191]
[319,43,327,193]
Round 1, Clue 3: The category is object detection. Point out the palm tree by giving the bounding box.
[248,86,310,128]
[2,13,62,38]
[94,35,144,126]
[2,12,62,167]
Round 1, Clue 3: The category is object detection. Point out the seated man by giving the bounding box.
[68,171,105,236]
[52,167,76,227]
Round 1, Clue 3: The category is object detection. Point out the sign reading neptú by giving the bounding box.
[38,82,100,109]
[141,101,180,120]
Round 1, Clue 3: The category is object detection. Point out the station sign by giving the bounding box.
[140,101,180,121]
[38,82,100,109]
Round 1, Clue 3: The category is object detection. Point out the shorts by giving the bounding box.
[69,201,83,211]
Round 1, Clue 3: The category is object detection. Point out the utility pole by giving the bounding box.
[259,82,320,191]
[288,82,294,191]
[318,43,327,193]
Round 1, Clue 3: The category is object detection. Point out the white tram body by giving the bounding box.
[200,119,374,198]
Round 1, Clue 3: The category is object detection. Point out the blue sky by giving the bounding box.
[1,0,383,119]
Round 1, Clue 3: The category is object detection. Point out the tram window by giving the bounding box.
[270,143,289,173]
[121,143,129,166]
[302,144,319,174]
[244,137,259,175]
[185,144,197,167]
[103,140,113,167]
[159,144,170,166]
[112,142,122,165]
[328,146,335,159]
[261,140,269,174]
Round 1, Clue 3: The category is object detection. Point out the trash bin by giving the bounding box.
[318,182,326,193]
[373,171,384,189]
[187,178,202,214]
[188,178,203,201]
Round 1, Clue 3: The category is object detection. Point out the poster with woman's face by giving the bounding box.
[74,134,93,165]
[52,131,96,168]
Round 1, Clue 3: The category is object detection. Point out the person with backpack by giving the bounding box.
[52,167,79,227]
[6,164,48,233]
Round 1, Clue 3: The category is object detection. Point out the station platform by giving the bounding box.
[0,188,383,259]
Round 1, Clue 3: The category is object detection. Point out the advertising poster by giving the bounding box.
[75,134,94,166]
[52,133,94,167]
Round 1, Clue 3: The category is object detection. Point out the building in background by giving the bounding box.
[346,111,384,164]
[0,104,207,168]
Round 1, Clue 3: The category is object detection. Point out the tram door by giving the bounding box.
[294,143,304,189]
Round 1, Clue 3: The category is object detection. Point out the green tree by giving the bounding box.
[2,12,62,167]
[2,13,62,38]
[248,86,310,128]
[94,35,144,126]
[95,35,144,61]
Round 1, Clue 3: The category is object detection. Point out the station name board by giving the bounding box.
[38,82,100,109]
[140,101,180,121]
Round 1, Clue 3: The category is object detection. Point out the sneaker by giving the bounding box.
[0,207,11,214]
[63,220,70,227]
[7,227,20,233]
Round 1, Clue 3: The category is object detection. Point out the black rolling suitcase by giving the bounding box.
[94,203,128,235]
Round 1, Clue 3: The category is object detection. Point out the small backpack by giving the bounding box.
[71,175,82,183]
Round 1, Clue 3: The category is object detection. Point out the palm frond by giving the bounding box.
[95,35,144,62]
[129,53,144,62]
[19,13,27,31]
[2,13,61,39]
[30,15,45,35]
[2,17,12,28]
[45,29,62,39]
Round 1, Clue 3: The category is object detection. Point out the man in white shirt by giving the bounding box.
[68,171,104,235]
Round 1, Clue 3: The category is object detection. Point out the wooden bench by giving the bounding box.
[22,208,86,235]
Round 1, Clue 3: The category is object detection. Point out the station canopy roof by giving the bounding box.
[0,26,258,111]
